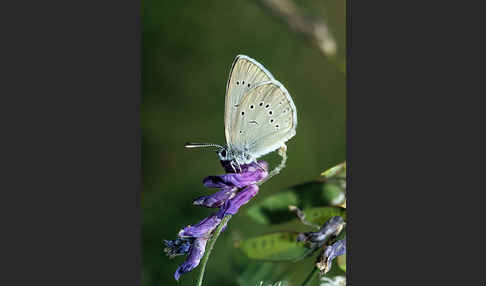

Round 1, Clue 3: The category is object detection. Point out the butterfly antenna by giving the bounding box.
[184,142,223,150]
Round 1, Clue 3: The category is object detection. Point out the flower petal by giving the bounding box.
[203,170,267,189]
[178,213,221,238]
[219,185,259,216]
[174,237,208,281]
[317,238,346,274]
[298,216,345,246]
[193,187,236,208]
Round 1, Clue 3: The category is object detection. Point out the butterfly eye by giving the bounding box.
[220,149,227,157]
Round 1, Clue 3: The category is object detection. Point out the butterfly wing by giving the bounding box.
[224,55,275,147]
[229,80,297,159]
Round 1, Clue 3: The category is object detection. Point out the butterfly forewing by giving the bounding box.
[225,55,274,146]
[230,81,297,159]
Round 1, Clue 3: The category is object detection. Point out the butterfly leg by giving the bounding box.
[230,160,237,173]
[230,160,243,173]
[269,144,287,178]
[256,144,288,186]
[255,161,267,172]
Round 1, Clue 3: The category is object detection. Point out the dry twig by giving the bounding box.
[252,0,345,73]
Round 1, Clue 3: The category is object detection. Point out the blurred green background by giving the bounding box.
[142,1,346,285]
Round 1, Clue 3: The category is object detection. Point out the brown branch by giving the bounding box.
[252,0,338,59]
[288,205,321,230]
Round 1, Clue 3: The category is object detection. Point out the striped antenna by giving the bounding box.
[184,142,223,149]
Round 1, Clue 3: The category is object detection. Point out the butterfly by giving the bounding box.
[186,55,297,173]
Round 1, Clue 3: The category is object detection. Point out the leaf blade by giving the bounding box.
[303,207,347,226]
[238,231,313,262]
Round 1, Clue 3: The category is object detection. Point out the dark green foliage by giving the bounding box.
[246,181,345,225]
[238,161,347,285]
[238,232,313,262]
[302,207,346,226]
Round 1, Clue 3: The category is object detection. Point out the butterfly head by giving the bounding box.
[219,146,254,168]
[185,142,233,161]
[217,147,229,161]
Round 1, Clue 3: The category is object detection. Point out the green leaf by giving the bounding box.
[246,161,346,225]
[238,232,313,262]
[322,183,345,206]
[321,161,346,179]
[337,254,346,272]
[303,207,346,226]
[247,181,345,224]
[246,191,299,224]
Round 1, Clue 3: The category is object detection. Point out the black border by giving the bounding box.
[2,0,141,285]
[347,0,479,284]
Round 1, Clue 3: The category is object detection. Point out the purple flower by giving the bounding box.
[193,161,267,209]
[317,238,346,274]
[324,238,346,260]
[174,237,208,281]
[193,187,236,208]
[165,160,268,281]
[178,213,221,238]
[219,185,259,216]
[163,237,193,258]
[297,216,345,248]
[203,163,268,189]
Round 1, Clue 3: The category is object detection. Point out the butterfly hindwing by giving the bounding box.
[230,81,297,159]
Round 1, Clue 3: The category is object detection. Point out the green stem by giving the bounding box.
[302,267,319,286]
[257,144,287,186]
[196,215,233,286]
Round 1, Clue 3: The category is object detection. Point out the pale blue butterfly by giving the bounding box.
[186,55,297,173]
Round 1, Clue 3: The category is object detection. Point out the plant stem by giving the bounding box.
[257,144,287,186]
[302,266,319,286]
[196,215,233,286]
